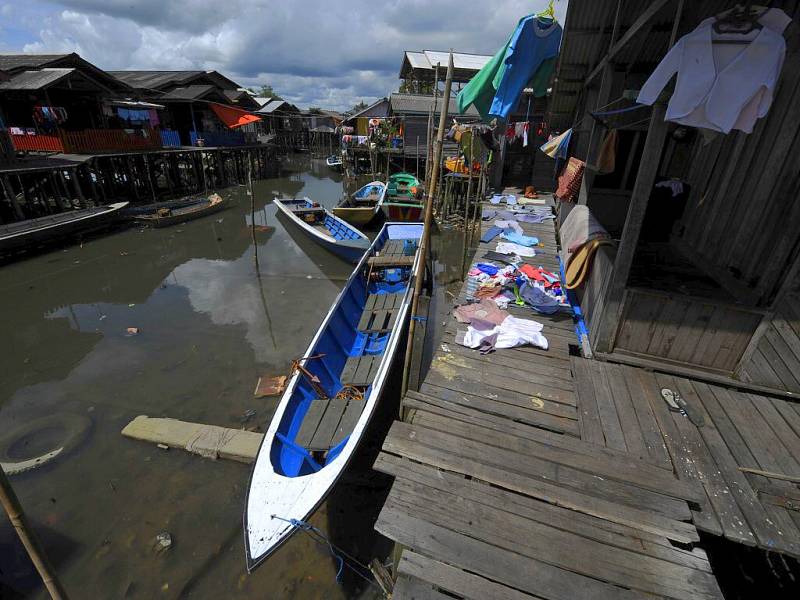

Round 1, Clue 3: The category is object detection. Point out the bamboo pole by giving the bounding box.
[461,140,476,275]
[0,469,69,599]
[401,51,454,400]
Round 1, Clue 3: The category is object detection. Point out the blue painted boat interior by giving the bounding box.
[354,183,385,199]
[283,198,363,241]
[270,223,423,478]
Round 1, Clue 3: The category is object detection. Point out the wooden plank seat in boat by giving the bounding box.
[358,293,402,333]
[295,398,363,452]
[367,255,415,268]
[380,240,407,256]
[340,354,382,387]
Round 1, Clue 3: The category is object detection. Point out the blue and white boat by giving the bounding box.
[273,197,371,263]
[244,222,424,570]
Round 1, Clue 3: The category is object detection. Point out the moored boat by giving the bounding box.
[134,193,226,228]
[332,180,386,227]
[274,197,370,263]
[325,154,343,170]
[244,221,424,570]
[382,173,423,221]
[0,201,129,254]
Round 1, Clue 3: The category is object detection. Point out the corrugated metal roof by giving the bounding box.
[399,50,493,83]
[0,68,74,90]
[0,54,70,72]
[159,85,215,101]
[108,70,203,89]
[347,98,390,120]
[390,93,479,117]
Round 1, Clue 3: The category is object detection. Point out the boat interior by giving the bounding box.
[284,199,364,241]
[338,183,385,209]
[271,234,419,477]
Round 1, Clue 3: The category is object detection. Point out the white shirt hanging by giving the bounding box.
[637,13,787,134]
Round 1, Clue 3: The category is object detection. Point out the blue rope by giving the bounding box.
[591,103,648,117]
[272,515,344,582]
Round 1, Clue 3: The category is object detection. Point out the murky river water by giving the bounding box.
[0,156,467,599]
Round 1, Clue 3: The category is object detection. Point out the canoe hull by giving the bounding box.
[0,202,129,254]
[274,197,370,263]
[383,202,424,222]
[332,206,377,226]
[244,222,424,570]
[134,195,227,228]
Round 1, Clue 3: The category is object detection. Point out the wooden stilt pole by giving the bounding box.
[0,469,69,599]
[401,51,454,401]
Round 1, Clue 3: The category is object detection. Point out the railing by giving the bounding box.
[190,130,246,147]
[61,128,162,154]
[9,132,64,153]
[159,129,182,148]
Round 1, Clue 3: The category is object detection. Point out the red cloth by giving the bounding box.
[210,103,261,128]
[556,157,585,202]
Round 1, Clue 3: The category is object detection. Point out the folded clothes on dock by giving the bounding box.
[480,226,504,243]
[500,230,539,246]
[496,241,536,257]
[489,194,517,205]
[454,298,509,326]
[456,315,548,352]
[494,219,523,235]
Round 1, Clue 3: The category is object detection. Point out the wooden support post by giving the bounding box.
[0,468,69,599]
[70,168,86,208]
[401,51,454,400]
[2,175,24,220]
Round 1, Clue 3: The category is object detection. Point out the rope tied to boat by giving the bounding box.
[271,515,344,581]
[270,514,381,589]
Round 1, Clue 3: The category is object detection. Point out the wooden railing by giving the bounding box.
[60,128,162,153]
[190,130,247,147]
[9,132,64,153]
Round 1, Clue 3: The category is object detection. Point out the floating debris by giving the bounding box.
[254,375,287,398]
[154,532,172,554]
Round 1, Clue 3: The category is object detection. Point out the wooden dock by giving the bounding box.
[372,192,800,598]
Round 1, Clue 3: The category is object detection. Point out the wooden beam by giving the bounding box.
[584,0,672,87]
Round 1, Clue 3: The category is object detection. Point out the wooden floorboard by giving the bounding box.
[372,196,727,597]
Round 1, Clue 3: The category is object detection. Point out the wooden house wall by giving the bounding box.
[674,20,800,306]
[736,296,800,393]
[614,289,764,373]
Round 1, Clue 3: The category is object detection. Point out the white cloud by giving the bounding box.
[13,0,568,111]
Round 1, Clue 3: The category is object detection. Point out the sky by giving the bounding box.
[0,0,568,112]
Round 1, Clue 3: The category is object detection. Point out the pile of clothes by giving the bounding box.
[453,218,567,354]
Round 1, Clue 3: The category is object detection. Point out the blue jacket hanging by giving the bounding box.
[490,16,562,120]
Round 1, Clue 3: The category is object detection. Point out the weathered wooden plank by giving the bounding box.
[308,398,347,451]
[406,388,580,438]
[570,356,605,445]
[294,400,327,447]
[622,368,673,469]
[662,375,754,546]
[376,504,651,600]
[389,480,721,600]
[393,574,450,600]
[588,360,627,451]
[381,424,699,541]
[398,550,543,600]
[424,364,577,409]
[631,366,724,536]
[700,385,800,556]
[331,400,362,448]
[377,453,711,572]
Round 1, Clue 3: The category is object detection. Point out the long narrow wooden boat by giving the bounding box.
[274,197,370,263]
[244,222,424,570]
[0,201,129,254]
[382,173,423,221]
[134,193,226,228]
[122,195,206,217]
[332,180,386,227]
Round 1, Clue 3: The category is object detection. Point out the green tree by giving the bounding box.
[249,84,283,100]
[308,107,324,114]
[399,79,434,95]
[351,100,368,113]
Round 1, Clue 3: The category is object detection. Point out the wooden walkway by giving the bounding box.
[373,194,800,598]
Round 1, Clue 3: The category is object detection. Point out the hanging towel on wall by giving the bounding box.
[555,157,585,202]
[596,129,618,174]
[637,10,788,134]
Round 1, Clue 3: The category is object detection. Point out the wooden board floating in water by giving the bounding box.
[121,416,262,463]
